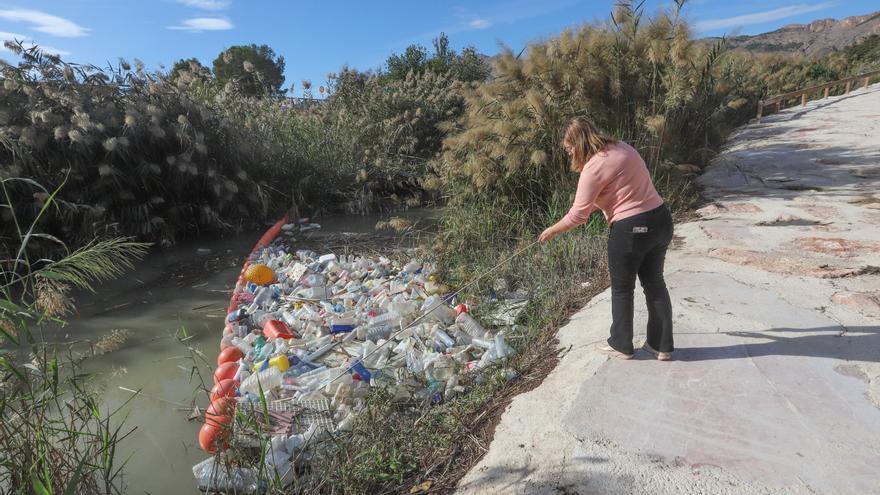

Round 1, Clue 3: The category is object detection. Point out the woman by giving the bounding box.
[538,117,674,361]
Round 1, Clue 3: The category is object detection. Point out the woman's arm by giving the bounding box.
[538,218,577,242]
[538,162,603,243]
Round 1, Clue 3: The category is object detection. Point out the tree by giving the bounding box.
[449,46,491,82]
[385,33,490,82]
[169,57,211,81]
[426,33,452,73]
[385,44,428,80]
[212,44,286,97]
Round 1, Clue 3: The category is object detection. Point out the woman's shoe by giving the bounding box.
[596,344,634,360]
[642,342,672,361]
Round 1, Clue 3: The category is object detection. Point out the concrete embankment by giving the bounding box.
[456,84,880,494]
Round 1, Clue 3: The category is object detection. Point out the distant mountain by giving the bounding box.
[704,11,880,57]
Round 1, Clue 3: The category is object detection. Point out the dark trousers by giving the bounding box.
[606,204,674,354]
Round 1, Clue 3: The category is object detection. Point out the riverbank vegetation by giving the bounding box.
[2,18,876,252]
[0,178,149,492]
[2,0,879,492]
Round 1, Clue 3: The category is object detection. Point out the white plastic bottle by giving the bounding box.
[455,312,486,339]
[239,367,282,395]
[433,327,456,349]
[423,296,455,324]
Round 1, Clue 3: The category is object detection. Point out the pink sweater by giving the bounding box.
[562,141,663,228]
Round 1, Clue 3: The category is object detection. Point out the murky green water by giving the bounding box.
[51,211,436,494]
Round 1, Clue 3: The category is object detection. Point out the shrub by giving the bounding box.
[0,43,281,250]
[316,67,470,214]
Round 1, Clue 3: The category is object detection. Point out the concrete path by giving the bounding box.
[456,85,880,494]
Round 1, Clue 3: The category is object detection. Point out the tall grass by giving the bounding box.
[0,175,149,493]
[0,43,288,251]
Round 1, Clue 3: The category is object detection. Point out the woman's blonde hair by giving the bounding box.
[563,117,616,172]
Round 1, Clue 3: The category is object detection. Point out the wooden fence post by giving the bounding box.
[865,77,871,90]
[756,101,763,122]
[801,93,807,107]
[845,81,852,93]
[823,86,830,99]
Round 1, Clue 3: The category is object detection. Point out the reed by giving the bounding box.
[0,176,149,493]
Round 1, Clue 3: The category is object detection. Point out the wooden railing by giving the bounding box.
[756,68,880,122]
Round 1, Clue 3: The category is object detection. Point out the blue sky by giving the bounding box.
[1,1,877,96]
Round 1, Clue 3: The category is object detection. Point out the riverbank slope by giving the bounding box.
[456,84,880,493]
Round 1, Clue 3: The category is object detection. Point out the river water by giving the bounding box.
[54,211,435,494]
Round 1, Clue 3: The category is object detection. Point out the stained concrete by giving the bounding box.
[456,84,880,494]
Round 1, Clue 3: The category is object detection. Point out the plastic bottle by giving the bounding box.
[253,335,266,354]
[299,286,327,299]
[318,253,337,264]
[368,311,400,328]
[423,296,455,324]
[455,312,486,339]
[366,324,392,342]
[302,274,325,287]
[226,308,247,323]
[471,337,493,349]
[253,286,273,308]
[494,332,510,359]
[271,423,317,454]
[239,367,282,395]
[433,328,456,349]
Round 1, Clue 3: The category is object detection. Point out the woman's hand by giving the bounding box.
[538,225,560,243]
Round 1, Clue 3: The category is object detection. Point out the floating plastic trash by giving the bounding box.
[194,217,522,490]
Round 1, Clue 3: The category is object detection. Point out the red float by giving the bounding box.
[198,422,228,453]
[213,361,238,384]
[217,346,244,366]
[206,398,233,428]
[210,378,238,403]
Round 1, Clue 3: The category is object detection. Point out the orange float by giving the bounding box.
[217,346,244,366]
[244,263,274,286]
[206,398,233,427]
[210,378,238,403]
[213,361,239,384]
[200,216,288,454]
[200,398,234,453]
[198,422,228,453]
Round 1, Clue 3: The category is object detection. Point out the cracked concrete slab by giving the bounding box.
[456,85,880,493]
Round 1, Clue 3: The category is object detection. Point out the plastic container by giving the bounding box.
[456,312,486,339]
[366,324,392,342]
[368,311,400,328]
[433,328,455,349]
[299,286,327,300]
[423,296,455,324]
[239,367,282,395]
[330,317,356,334]
[226,308,247,323]
[263,320,295,340]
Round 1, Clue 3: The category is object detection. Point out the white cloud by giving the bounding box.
[176,0,231,10]
[0,8,88,37]
[168,17,233,32]
[695,2,837,32]
[0,31,69,56]
[468,18,492,29]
